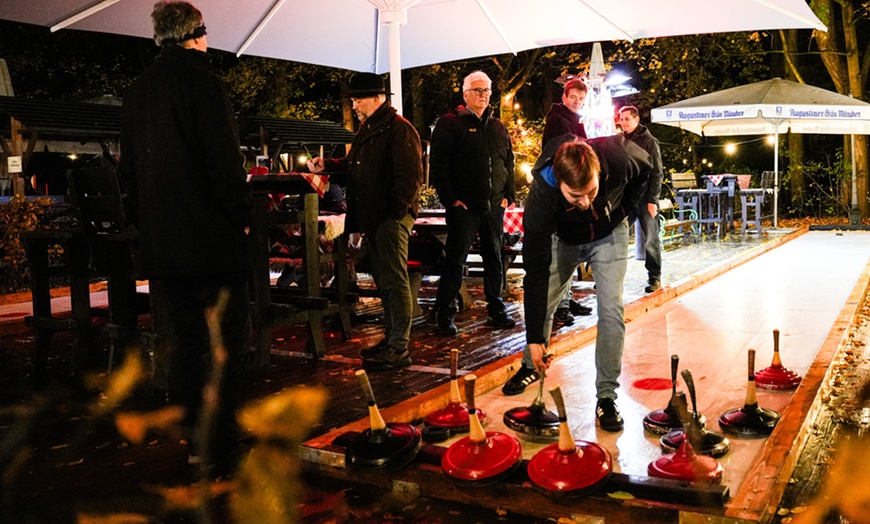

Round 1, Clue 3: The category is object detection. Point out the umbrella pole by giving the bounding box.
[388,21,403,116]
[774,130,779,229]
[850,134,861,225]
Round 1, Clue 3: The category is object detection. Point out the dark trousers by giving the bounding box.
[637,205,662,280]
[159,271,250,460]
[366,213,415,351]
[436,205,506,317]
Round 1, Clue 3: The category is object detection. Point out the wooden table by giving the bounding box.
[22,228,94,377]
[677,175,738,238]
[249,174,352,366]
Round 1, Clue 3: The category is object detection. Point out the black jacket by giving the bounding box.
[323,101,423,233]
[624,124,664,206]
[118,46,252,279]
[542,103,586,147]
[429,105,515,211]
[522,134,653,344]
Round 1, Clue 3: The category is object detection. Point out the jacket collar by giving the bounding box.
[359,100,396,131]
[455,104,492,123]
[157,45,212,68]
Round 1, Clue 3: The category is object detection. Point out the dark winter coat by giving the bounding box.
[542,103,587,147]
[118,45,252,279]
[323,101,423,233]
[522,134,653,344]
[624,123,664,206]
[429,105,515,211]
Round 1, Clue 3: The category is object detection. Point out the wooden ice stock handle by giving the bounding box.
[548,384,577,454]
[463,374,477,412]
[771,328,783,367]
[745,349,758,407]
[449,349,461,405]
[464,374,487,443]
[355,369,386,432]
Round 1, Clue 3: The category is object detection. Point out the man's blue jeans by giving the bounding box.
[521,219,629,400]
[366,213,415,351]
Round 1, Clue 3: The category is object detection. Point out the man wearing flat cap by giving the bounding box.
[309,73,423,371]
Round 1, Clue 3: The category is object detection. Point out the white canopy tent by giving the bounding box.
[651,78,870,227]
[3,0,825,115]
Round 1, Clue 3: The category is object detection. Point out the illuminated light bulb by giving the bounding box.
[767,135,776,145]
[298,154,308,164]
[724,143,737,155]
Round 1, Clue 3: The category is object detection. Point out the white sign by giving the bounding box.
[7,156,22,173]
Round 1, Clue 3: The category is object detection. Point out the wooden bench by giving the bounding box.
[657,198,699,243]
[670,172,700,192]
[740,171,776,235]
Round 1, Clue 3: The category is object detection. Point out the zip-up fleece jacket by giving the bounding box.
[624,123,664,206]
[523,134,653,344]
[429,105,515,210]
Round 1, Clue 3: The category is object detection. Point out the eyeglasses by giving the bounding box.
[466,87,492,96]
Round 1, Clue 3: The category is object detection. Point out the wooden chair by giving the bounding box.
[740,171,776,235]
[66,166,149,371]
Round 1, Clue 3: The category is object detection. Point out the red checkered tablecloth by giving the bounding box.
[300,172,329,197]
[707,174,726,186]
[504,206,524,235]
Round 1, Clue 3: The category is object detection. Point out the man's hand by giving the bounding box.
[307,157,325,173]
[452,200,468,210]
[529,343,552,372]
[501,197,509,208]
[647,202,657,217]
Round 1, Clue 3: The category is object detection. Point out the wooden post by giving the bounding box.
[10,117,25,196]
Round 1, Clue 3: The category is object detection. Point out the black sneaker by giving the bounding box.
[359,339,388,359]
[645,279,662,293]
[596,398,624,432]
[362,347,411,371]
[436,315,458,336]
[568,300,593,316]
[502,366,540,396]
[553,307,575,327]
[487,310,516,329]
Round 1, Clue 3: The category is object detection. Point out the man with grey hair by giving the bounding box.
[119,1,252,475]
[429,70,516,335]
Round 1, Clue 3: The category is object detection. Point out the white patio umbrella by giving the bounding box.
[651,78,870,227]
[3,0,825,115]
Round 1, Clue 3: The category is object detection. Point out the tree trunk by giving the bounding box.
[842,2,868,217]
[492,49,546,125]
[813,0,868,217]
[785,29,805,210]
